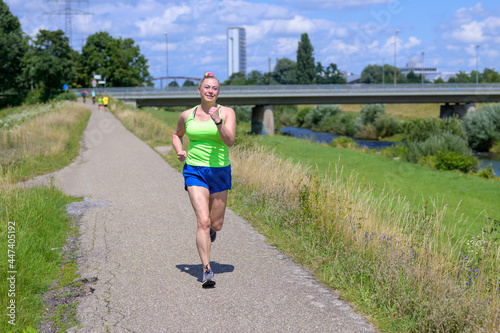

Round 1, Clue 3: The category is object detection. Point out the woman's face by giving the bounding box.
[198,78,220,103]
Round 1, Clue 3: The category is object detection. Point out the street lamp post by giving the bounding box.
[382,58,385,86]
[165,33,169,90]
[421,51,425,85]
[394,29,399,86]
[476,45,480,85]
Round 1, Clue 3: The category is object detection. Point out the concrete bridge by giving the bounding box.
[81,83,500,135]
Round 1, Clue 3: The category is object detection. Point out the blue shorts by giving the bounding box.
[183,164,232,194]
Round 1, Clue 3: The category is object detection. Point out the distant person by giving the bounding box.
[172,72,236,288]
[103,96,109,110]
[92,90,96,104]
[81,90,87,103]
[98,96,103,112]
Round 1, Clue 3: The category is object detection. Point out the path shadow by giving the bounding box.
[176,262,235,282]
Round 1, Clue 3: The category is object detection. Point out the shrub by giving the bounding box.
[404,132,472,163]
[319,113,356,136]
[418,155,437,168]
[380,144,408,159]
[354,124,377,140]
[273,105,298,127]
[435,151,479,173]
[293,106,312,127]
[53,92,77,102]
[23,89,44,105]
[303,104,342,128]
[330,136,359,149]
[476,164,498,179]
[403,117,466,143]
[357,104,386,126]
[232,105,252,123]
[491,141,500,153]
[463,103,500,152]
[374,114,402,138]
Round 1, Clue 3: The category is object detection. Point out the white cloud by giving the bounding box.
[135,5,191,37]
[404,36,421,49]
[284,0,394,10]
[275,37,299,56]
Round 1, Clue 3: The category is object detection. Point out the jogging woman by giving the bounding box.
[172,72,236,288]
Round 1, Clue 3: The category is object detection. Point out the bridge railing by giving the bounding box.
[69,83,500,96]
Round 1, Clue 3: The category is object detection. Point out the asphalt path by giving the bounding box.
[45,101,376,332]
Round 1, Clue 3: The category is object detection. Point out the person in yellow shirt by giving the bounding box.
[103,96,109,110]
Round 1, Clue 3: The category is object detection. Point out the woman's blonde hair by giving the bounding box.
[199,72,220,87]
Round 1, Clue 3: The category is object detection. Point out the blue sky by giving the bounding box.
[5,0,500,83]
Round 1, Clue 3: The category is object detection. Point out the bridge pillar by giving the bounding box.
[440,103,476,119]
[251,105,274,135]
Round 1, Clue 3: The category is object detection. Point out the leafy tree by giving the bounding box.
[361,64,406,84]
[273,58,296,85]
[0,0,28,92]
[315,62,346,84]
[169,81,179,87]
[448,71,474,83]
[247,70,264,85]
[296,33,315,84]
[182,80,196,87]
[223,72,246,85]
[406,70,423,83]
[21,29,76,96]
[433,77,445,83]
[79,31,152,87]
[481,68,500,83]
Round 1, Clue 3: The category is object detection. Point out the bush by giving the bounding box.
[232,105,252,123]
[319,113,356,136]
[274,105,298,127]
[293,106,312,127]
[330,136,359,149]
[403,117,466,143]
[405,132,472,163]
[435,151,479,173]
[354,124,377,140]
[357,104,386,126]
[463,103,500,152]
[380,144,408,159]
[374,114,402,138]
[53,92,77,102]
[476,165,498,179]
[303,104,342,128]
[23,89,44,105]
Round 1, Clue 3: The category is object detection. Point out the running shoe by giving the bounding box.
[202,268,216,288]
[210,228,217,242]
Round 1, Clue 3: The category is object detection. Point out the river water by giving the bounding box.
[280,127,500,176]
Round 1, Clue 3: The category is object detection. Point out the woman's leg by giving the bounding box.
[187,186,212,270]
[209,190,228,232]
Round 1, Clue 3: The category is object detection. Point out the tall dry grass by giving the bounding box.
[0,101,90,185]
[230,141,499,332]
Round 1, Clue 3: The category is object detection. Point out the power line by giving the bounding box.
[45,0,92,49]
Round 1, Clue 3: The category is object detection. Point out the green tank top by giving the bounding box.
[185,105,230,167]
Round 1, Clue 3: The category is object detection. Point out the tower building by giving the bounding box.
[227,27,246,77]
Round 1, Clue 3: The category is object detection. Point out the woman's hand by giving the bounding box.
[208,106,222,123]
[177,150,187,162]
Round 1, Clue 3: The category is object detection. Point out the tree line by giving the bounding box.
[0,0,152,102]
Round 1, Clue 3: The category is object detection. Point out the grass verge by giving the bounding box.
[0,101,91,332]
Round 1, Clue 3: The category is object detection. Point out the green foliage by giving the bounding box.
[223,72,247,85]
[232,105,252,123]
[168,81,179,87]
[406,70,425,83]
[53,92,77,102]
[463,103,500,152]
[293,106,312,127]
[319,112,356,136]
[21,30,76,96]
[374,114,402,138]
[403,116,466,143]
[78,31,152,87]
[273,58,297,85]
[476,165,498,179]
[357,104,386,126]
[361,64,407,84]
[0,0,28,92]
[330,136,359,149]
[304,104,342,128]
[481,68,500,83]
[405,132,472,163]
[448,71,475,83]
[435,151,479,173]
[182,80,196,87]
[23,89,44,105]
[315,62,346,84]
[273,105,298,127]
[296,33,315,84]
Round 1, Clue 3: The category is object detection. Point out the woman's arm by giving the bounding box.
[172,110,189,162]
[209,106,236,147]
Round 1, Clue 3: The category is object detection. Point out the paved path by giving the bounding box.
[48,101,376,332]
